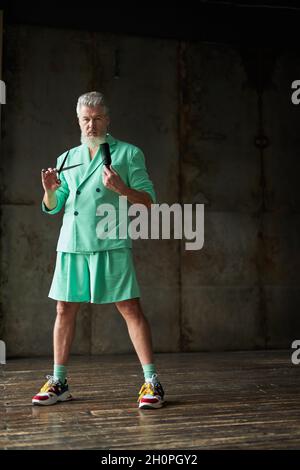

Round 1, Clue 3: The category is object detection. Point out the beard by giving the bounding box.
[81,133,106,149]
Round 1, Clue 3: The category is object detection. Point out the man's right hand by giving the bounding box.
[41,168,61,193]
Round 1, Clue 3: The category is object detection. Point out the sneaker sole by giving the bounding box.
[139,399,165,409]
[32,391,73,406]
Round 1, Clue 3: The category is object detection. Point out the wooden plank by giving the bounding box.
[1,351,300,449]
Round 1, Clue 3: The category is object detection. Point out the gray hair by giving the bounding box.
[76,91,109,116]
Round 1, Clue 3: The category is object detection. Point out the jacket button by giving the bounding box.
[76,190,81,195]
[96,188,101,192]
[74,211,79,216]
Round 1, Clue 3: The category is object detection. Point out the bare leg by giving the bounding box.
[115,298,154,365]
[53,301,81,364]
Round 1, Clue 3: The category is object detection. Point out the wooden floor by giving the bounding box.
[1,350,300,449]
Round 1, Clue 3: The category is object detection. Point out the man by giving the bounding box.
[32,91,165,409]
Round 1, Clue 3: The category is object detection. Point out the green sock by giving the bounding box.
[142,363,157,382]
[53,364,67,383]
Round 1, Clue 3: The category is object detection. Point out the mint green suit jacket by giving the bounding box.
[42,134,156,253]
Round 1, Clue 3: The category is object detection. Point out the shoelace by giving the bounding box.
[137,382,155,402]
[40,375,61,393]
[137,373,161,401]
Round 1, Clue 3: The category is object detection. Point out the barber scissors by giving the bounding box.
[56,150,84,174]
[58,162,84,173]
[42,150,84,176]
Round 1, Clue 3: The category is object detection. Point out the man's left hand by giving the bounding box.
[102,165,127,195]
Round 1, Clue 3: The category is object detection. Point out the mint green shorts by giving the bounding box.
[48,248,140,304]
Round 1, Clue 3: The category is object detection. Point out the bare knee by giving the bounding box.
[56,301,79,318]
[115,298,144,321]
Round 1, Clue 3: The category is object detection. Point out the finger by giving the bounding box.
[105,164,114,173]
[109,165,117,174]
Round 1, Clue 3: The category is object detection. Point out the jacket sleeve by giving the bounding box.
[41,166,70,215]
[128,148,156,204]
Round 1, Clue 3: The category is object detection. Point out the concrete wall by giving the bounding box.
[0,11,3,347]
[180,44,300,351]
[1,25,299,356]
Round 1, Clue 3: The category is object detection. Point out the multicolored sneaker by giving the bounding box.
[137,373,165,409]
[32,375,73,406]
